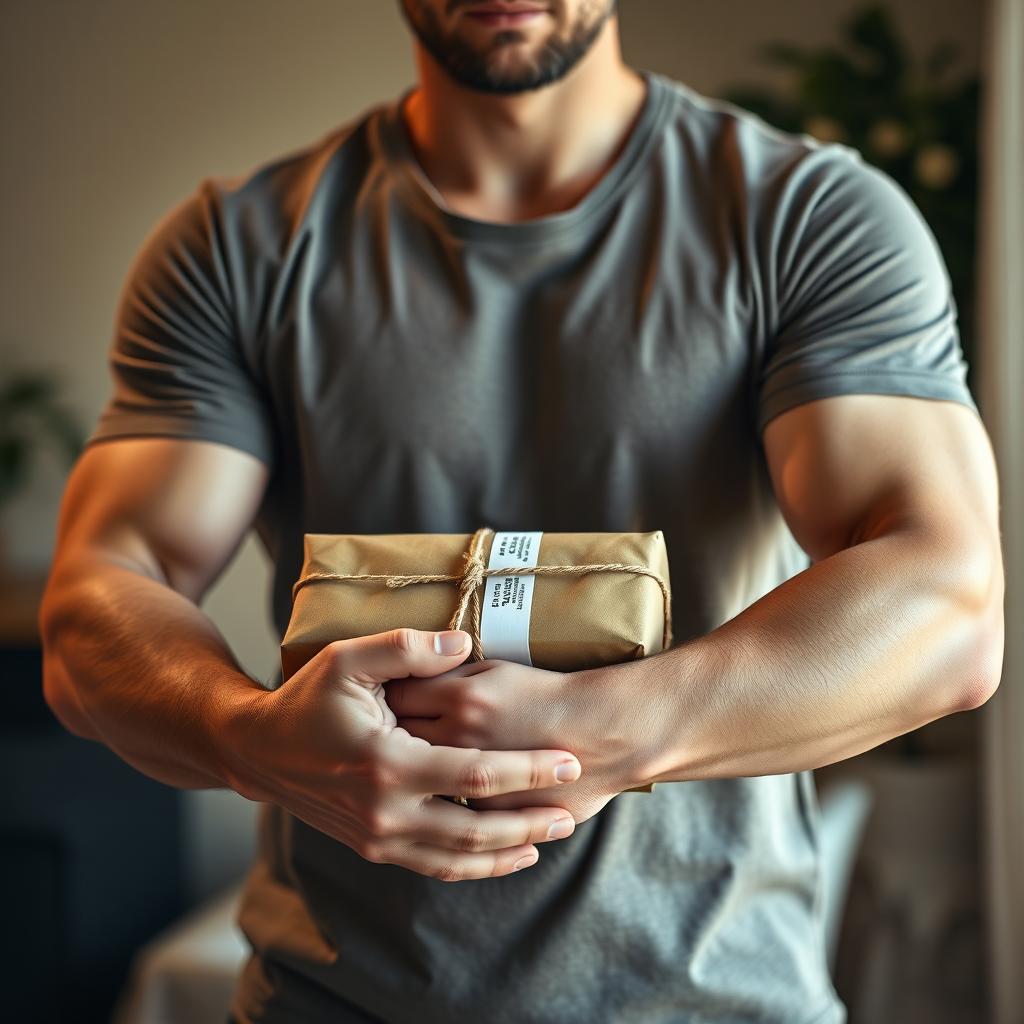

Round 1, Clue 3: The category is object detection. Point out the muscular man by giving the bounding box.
[40,2,1003,1022]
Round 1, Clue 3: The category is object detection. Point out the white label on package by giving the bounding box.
[478,531,544,666]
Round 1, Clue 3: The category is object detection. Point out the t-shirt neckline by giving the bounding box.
[375,68,671,244]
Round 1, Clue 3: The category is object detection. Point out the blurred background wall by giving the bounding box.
[0,3,990,1007]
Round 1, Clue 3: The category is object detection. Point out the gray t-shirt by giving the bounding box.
[86,67,977,1024]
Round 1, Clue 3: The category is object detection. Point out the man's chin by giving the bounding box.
[461,74,558,95]
[428,40,537,89]
[449,49,578,94]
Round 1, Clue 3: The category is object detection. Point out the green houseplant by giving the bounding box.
[721,3,981,384]
[0,368,84,532]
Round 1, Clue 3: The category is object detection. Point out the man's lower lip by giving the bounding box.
[465,10,547,27]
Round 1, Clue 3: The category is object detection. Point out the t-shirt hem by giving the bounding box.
[85,415,275,469]
[757,370,979,435]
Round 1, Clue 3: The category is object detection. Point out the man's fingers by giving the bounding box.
[406,797,576,851]
[277,796,549,881]
[396,841,542,881]
[323,628,473,687]
[404,743,582,800]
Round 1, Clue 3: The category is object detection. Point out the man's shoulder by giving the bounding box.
[656,73,835,163]
[654,72,872,207]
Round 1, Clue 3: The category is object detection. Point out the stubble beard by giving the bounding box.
[400,1,617,95]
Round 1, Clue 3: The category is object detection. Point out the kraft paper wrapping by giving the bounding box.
[281,528,672,795]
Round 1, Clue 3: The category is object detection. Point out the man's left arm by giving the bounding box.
[388,149,1003,811]
[597,390,1004,787]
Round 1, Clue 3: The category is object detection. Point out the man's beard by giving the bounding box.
[400,1,617,95]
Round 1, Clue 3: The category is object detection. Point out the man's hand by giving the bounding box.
[220,627,584,881]
[384,656,663,824]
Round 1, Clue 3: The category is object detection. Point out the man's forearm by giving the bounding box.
[590,527,1004,785]
[40,554,266,791]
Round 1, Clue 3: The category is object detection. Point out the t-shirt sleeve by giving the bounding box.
[757,146,978,436]
[85,179,276,468]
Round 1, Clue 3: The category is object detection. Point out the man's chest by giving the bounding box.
[252,210,785,584]
[261,219,764,489]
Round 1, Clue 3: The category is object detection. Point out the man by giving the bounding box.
[40,1,1003,1022]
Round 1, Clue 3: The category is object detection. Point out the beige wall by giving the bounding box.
[0,0,982,900]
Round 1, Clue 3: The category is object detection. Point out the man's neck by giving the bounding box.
[401,25,647,223]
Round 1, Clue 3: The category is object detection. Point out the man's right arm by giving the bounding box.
[39,435,270,791]
[40,435,582,880]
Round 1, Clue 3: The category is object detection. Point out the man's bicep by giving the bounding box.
[761,393,1000,568]
[53,437,269,605]
[63,178,276,602]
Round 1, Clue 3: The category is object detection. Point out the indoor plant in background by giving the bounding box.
[0,366,84,574]
[721,2,981,381]
[722,7,987,1022]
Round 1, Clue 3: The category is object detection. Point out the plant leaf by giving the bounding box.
[844,4,906,86]
[756,42,812,70]
[0,372,56,413]
[0,436,27,504]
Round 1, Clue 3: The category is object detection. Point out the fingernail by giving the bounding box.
[434,630,470,655]
[547,817,574,840]
[555,760,581,783]
[513,853,538,871]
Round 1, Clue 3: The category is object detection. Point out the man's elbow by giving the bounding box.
[38,575,103,741]
[41,653,102,741]
[946,543,1005,713]
[952,613,1004,712]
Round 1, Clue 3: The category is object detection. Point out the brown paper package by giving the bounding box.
[281,528,673,795]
